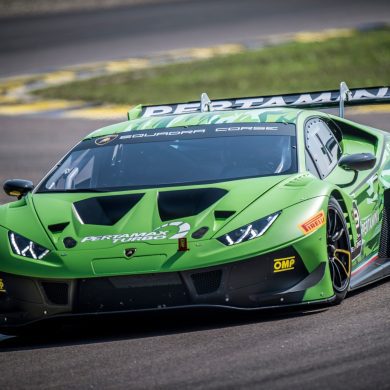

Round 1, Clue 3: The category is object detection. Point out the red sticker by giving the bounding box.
[299,210,326,234]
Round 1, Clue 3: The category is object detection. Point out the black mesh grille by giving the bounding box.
[191,270,222,295]
[41,282,69,305]
[379,205,389,258]
[75,273,190,313]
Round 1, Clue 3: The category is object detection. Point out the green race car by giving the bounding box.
[1,83,390,333]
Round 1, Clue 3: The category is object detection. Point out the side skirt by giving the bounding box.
[350,255,390,290]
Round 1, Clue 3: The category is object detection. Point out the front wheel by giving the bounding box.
[327,197,352,304]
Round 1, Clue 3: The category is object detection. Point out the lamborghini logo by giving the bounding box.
[95,134,118,146]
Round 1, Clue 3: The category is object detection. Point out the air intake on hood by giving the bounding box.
[158,188,227,221]
[73,194,144,225]
[48,222,70,233]
[214,210,235,219]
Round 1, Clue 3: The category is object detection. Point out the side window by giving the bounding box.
[305,118,341,179]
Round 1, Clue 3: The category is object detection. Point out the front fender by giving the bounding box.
[0,194,54,250]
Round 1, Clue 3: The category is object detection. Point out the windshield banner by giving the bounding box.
[79,123,296,149]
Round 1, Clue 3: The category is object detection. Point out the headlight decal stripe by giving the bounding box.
[9,232,21,255]
[217,211,281,246]
[8,231,50,260]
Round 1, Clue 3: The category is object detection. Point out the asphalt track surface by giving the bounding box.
[1,0,390,76]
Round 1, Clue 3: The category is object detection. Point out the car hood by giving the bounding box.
[0,173,326,252]
[29,175,297,249]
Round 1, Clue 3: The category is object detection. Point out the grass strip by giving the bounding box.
[34,28,390,105]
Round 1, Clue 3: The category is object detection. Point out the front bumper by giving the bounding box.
[0,246,330,330]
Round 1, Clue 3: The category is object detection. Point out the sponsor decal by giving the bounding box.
[81,221,190,244]
[118,124,291,142]
[0,279,5,293]
[140,87,390,117]
[274,256,295,273]
[71,124,295,151]
[351,201,363,260]
[299,210,326,235]
[361,210,380,236]
[215,126,279,132]
[95,134,118,146]
[366,175,379,205]
[120,129,206,140]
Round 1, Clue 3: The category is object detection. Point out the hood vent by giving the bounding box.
[73,194,144,226]
[214,210,235,220]
[283,173,312,188]
[158,188,227,221]
[48,222,70,233]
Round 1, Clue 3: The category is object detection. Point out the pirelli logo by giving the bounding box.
[274,256,296,273]
[299,210,326,235]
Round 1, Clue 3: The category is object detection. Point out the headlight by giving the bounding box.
[8,232,50,260]
[217,211,281,246]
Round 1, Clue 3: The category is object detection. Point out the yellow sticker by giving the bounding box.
[0,279,6,293]
[299,210,326,235]
[274,256,295,273]
[9,191,21,197]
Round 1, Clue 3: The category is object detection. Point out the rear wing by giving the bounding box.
[128,82,390,120]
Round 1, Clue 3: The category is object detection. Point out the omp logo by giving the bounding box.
[274,256,296,273]
[299,210,325,235]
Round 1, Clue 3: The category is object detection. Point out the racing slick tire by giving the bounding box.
[327,197,352,305]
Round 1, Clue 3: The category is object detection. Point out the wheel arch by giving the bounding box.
[329,189,353,249]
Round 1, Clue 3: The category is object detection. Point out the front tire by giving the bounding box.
[327,197,352,304]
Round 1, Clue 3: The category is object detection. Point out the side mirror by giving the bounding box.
[338,153,376,171]
[3,179,34,198]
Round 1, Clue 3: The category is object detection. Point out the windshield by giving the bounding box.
[37,123,297,192]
